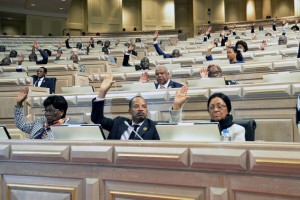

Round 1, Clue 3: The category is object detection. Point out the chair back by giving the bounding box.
[233,119,256,141]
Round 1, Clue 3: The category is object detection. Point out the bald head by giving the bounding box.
[155,66,170,85]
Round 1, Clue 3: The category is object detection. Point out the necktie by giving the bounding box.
[160,85,165,89]
[35,78,40,87]
[129,125,140,140]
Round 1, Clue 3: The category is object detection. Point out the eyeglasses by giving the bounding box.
[42,109,60,114]
[208,103,227,111]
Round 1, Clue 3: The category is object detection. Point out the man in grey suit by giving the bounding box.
[91,73,160,140]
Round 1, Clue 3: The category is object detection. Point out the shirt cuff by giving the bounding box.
[153,41,158,45]
[17,65,22,69]
[94,97,105,102]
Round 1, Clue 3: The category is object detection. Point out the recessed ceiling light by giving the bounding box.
[31,3,36,6]
[59,7,63,10]
[61,0,66,1]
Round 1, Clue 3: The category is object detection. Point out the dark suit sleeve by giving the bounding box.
[206,55,213,61]
[296,107,299,124]
[91,99,114,132]
[154,43,172,58]
[48,79,55,94]
[36,49,48,65]
[298,44,300,58]
[273,23,277,31]
[122,53,130,66]
[65,38,72,49]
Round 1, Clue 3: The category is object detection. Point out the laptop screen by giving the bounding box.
[51,124,106,140]
[156,122,221,142]
[0,126,11,140]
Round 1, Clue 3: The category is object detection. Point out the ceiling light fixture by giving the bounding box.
[31,3,36,6]
[59,7,63,10]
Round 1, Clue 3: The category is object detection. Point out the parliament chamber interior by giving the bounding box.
[0,0,300,199]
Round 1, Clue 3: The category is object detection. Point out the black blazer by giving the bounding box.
[32,76,56,94]
[91,99,160,140]
[155,80,183,89]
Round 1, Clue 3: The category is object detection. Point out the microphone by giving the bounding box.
[124,121,144,140]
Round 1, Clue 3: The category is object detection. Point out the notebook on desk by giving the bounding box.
[51,124,106,140]
[156,122,221,142]
[0,126,11,140]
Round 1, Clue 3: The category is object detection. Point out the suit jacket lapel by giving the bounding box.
[40,78,47,87]
[138,119,149,139]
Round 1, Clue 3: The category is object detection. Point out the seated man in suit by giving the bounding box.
[33,67,56,94]
[297,94,300,124]
[91,73,160,140]
[153,31,180,58]
[139,66,183,89]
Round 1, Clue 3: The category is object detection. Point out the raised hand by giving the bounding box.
[98,73,115,98]
[200,68,208,78]
[17,87,29,106]
[139,72,150,83]
[260,40,267,50]
[153,31,158,41]
[225,40,232,48]
[172,85,189,110]
[17,53,25,63]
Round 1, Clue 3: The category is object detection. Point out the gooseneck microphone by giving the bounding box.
[124,121,144,140]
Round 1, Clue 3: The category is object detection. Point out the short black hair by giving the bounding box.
[128,96,146,109]
[40,66,47,73]
[207,93,231,113]
[43,95,68,118]
[235,40,248,52]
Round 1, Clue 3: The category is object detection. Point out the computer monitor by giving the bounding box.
[0,126,11,140]
[51,124,106,140]
[61,85,94,94]
[122,82,156,91]
[188,77,225,88]
[156,122,221,142]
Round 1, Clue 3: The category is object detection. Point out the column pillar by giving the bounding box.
[295,0,300,16]
[262,0,272,19]
[246,0,256,21]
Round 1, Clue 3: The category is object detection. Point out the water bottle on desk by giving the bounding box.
[221,129,231,141]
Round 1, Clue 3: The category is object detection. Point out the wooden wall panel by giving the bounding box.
[142,0,175,30]
[87,0,122,32]
[67,0,86,30]
[122,0,142,31]
[1,142,300,199]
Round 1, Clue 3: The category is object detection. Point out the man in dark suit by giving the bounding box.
[153,31,180,58]
[91,73,160,140]
[32,67,56,94]
[139,66,183,89]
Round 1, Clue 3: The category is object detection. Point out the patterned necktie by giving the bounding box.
[129,125,140,140]
[160,85,165,89]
